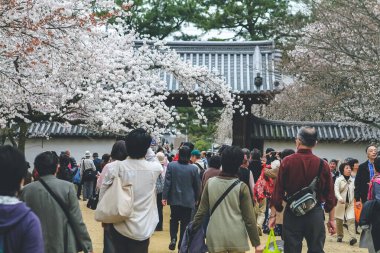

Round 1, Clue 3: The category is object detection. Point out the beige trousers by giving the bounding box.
[336,218,356,240]
[257,198,267,227]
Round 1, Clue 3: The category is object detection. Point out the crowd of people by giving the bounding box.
[0,126,379,253]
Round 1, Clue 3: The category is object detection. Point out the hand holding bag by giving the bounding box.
[95,161,134,223]
[263,229,283,253]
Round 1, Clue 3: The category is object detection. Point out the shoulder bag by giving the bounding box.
[39,178,83,252]
[180,179,241,253]
[284,159,323,216]
[95,161,134,223]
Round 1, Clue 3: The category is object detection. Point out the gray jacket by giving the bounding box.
[20,175,93,253]
[163,161,200,208]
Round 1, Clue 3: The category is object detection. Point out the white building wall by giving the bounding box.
[264,140,369,163]
[21,138,371,166]
[24,138,115,165]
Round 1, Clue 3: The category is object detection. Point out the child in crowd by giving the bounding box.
[335,162,357,245]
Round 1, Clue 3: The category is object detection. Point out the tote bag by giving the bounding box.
[95,162,134,223]
[263,229,283,253]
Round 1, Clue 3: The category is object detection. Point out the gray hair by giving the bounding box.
[297,127,318,147]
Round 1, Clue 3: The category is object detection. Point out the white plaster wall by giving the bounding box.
[264,140,369,163]
[24,138,116,165]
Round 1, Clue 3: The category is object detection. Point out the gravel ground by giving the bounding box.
[79,201,367,253]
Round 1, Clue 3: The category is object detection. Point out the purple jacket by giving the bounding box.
[0,201,44,253]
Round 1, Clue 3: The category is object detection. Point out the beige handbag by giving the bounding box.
[95,161,134,223]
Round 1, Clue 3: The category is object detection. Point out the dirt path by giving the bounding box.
[79,201,367,253]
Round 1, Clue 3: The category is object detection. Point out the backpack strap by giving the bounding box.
[194,163,205,172]
[311,159,324,190]
[210,179,240,216]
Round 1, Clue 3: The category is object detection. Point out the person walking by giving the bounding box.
[155,152,167,231]
[238,148,255,200]
[334,163,357,245]
[269,126,337,253]
[162,146,200,251]
[97,140,128,253]
[20,151,93,253]
[192,146,263,253]
[248,149,263,183]
[201,155,222,193]
[81,151,97,201]
[359,157,380,253]
[329,159,340,183]
[0,145,44,253]
[355,145,378,209]
[99,129,162,253]
[264,149,295,238]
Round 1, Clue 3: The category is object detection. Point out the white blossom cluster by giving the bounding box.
[287,0,380,128]
[0,0,238,137]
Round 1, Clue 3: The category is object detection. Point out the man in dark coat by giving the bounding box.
[355,145,378,207]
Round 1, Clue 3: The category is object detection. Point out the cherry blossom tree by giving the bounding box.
[0,0,238,152]
[268,0,380,128]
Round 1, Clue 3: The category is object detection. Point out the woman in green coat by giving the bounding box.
[192,146,264,253]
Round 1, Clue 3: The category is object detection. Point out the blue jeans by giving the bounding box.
[83,180,94,200]
[103,224,115,253]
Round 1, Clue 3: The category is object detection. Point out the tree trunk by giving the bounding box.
[17,122,29,154]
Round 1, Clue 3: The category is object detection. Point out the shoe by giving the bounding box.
[169,238,176,250]
[155,227,163,231]
[337,237,342,242]
[83,199,87,201]
[356,231,360,235]
[349,238,357,245]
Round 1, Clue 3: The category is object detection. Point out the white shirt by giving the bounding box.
[100,149,162,240]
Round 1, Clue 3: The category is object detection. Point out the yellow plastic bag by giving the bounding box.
[263,229,281,253]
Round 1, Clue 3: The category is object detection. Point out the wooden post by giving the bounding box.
[232,113,251,148]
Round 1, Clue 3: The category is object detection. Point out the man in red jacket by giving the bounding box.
[269,126,337,253]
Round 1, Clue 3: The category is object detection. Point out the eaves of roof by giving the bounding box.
[251,116,380,142]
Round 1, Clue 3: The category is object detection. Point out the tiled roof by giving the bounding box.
[27,122,116,138]
[251,117,380,142]
[137,41,281,94]
[26,119,380,143]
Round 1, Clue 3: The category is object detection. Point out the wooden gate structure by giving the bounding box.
[161,41,282,148]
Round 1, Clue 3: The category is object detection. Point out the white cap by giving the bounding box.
[85,151,91,157]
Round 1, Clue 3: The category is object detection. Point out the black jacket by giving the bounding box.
[355,161,371,203]
[248,160,262,183]
[359,199,380,251]
[238,167,253,199]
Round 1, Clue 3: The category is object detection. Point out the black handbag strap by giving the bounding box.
[210,179,240,216]
[39,178,83,251]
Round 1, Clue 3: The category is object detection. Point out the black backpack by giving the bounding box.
[57,166,74,182]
